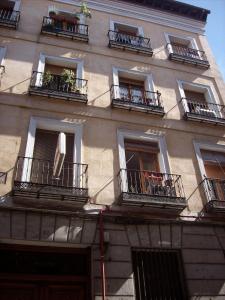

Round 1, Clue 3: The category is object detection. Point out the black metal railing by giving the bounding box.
[168,43,207,60]
[29,71,88,102]
[108,30,153,55]
[41,16,88,41]
[167,43,209,68]
[119,169,185,200]
[111,85,164,113]
[13,157,88,200]
[182,98,225,123]
[0,9,20,29]
[203,177,225,203]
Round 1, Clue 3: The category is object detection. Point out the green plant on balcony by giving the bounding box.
[42,71,53,87]
[80,2,92,18]
[61,69,76,91]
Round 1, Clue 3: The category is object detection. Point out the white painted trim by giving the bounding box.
[110,20,144,37]
[193,141,225,180]
[177,80,221,117]
[53,0,206,34]
[23,117,83,185]
[13,0,21,11]
[36,53,84,87]
[117,129,170,192]
[0,47,6,67]
[112,67,155,100]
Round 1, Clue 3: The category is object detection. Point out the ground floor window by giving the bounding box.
[132,248,187,300]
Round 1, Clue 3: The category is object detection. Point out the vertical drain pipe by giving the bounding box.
[99,209,106,300]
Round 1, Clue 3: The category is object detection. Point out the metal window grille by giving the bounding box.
[132,249,188,300]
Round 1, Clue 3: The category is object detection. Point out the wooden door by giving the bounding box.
[45,284,85,300]
[0,282,39,300]
[0,282,86,300]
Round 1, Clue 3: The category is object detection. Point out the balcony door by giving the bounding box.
[114,23,138,45]
[125,139,160,194]
[202,150,225,201]
[119,78,145,104]
[28,129,75,188]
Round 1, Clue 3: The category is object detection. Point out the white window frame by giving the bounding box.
[35,53,84,88]
[117,129,170,192]
[110,20,144,37]
[112,67,155,101]
[193,141,225,180]
[164,32,201,58]
[13,0,21,11]
[22,116,83,187]
[0,47,6,73]
[177,80,221,117]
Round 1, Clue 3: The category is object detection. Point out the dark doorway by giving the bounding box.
[0,244,91,300]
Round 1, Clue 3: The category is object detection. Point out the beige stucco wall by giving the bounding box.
[0,0,225,215]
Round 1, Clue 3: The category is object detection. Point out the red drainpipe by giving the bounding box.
[99,209,106,300]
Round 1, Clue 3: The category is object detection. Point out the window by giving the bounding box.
[132,249,187,300]
[0,0,21,29]
[108,20,153,56]
[177,81,223,122]
[29,54,87,102]
[194,141,225,205]
[13,117,88,201]
[166,34,200,59]
[125,139,160,194]
[41,6,88,42]
[117,130,186,208]
[165,33,209,68]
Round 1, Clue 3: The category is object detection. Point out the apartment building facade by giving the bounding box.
[0,0,225,299]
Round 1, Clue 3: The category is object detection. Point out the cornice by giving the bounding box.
[54,0,206,34]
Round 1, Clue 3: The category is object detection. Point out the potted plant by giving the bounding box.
[42,71,53,87]
[78,2,92,25]
[61,69,75,92]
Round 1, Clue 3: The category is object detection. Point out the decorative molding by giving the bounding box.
[54,0,206,34]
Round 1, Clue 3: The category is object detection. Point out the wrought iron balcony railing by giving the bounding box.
[111,85,164,115]
[13,157,88,202]
[118,169,186,210]
[202,177,225,212]
[29,71,88,103]
[108,30,153,56]
[0,9,20,29]
[182,98,225,126]
[167,43,210,69]
[41,16,89,42]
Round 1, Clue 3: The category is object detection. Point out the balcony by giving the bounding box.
[29,71,88,103]
[111,85,164,115]
[0,9,20,29]
[118,169,186,211]
[108,30,153,56]
[13,157,88,203]
[41,16,89,42]
[167,43,210,69]
[202,178,225,213]
[182,98,225,126]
